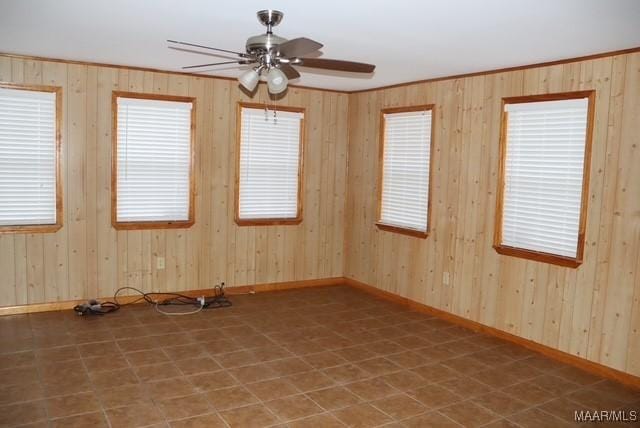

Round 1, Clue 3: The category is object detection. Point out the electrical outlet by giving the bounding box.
[443,271,450,285]
[156,257,165,270]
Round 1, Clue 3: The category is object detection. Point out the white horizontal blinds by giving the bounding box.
[238,107,303,220]
[0,87,57,226]
[116,97,192,223]
[502,98,589,258]
[380,109,432,232]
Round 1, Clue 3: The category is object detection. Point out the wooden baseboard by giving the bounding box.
[343,277,640,390]
[0,277,344,316]
[226,277,344,295]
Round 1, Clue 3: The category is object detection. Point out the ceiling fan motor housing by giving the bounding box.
[246,33,287,57]
[247,9,288,68]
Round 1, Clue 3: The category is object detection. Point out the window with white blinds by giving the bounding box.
[115,95,194,226]
[378,108,433,234]
[498,96,591,260]
[0,86,59,229]
[237,106,304,223]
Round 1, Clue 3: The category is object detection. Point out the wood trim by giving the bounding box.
[343,277,640,390]
[425,105,436,238]
[111,220,195,231]
[0,52,350,95]
[226,277,344,294]
[375,223,427,239]
[111,90,197,103]
[493,91,596,268]
[0,277,345,316]
[235,218,304,226]
[234,102,306,226]
[3,46,638,96]
[379,105,436,115]
[111,91,197,231]
[493,245,581,268]
[376,105,435,238]
[501,90,596,105]
[577,90,596,264]
[349,46,640,94]
[493,105,508,248]
[0,82,63,234]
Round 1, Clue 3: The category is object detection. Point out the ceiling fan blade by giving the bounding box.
[278,63,301,79]
[298,58,375,73]
[167,39,248,58]
[278,37,323,58]
[182,60,250,70]
[169,46,241,61]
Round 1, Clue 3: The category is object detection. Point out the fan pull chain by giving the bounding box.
[263,100,278,124]
[273,100,277,125]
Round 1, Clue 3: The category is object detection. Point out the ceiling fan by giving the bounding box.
[168,9,375,94]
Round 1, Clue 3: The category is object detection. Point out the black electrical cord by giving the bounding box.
[73,283,231,316]
[73,299,120,315]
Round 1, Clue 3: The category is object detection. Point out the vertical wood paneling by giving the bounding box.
[0,56,348,305]
[96,67,118,298]
[2,52,637,378]
[67,64,88,300]
[568,57,613,359]
[42,61,69,303]
[85,66,99,299]
[599,53,639,370]
[345,52,640,377]
[586,55,628,366]
[211,79,230,286]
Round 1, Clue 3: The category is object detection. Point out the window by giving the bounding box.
[112,92,195,229]
[236,103,305,225]
[495,91,595,267]
[377,105,434,238]
[0,84,61,233]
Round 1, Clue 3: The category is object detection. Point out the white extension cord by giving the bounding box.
[154,295,206,316]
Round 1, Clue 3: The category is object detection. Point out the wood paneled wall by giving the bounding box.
[345,52,640,376]
[1,51,638,377]
[0,55,348,307]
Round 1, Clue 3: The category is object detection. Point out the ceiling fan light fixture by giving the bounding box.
[267,67,288,94]
[239,68,260,91]
[171,10,375,94]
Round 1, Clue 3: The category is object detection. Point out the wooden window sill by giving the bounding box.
[112,220,194,231]
[235,217,303,226]
[494,245,582,268]
[0,223,63,234]
[376,222,428,238]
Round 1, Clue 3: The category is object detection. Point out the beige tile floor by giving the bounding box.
[0,286,638,427]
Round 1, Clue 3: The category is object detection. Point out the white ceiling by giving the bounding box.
[1,0,639,91]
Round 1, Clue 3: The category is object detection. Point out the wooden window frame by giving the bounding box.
[0,82,63,234]
[234,102,306,226]
[111,91,196,230]
[376,105,435,239]
[493,90,596,268]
